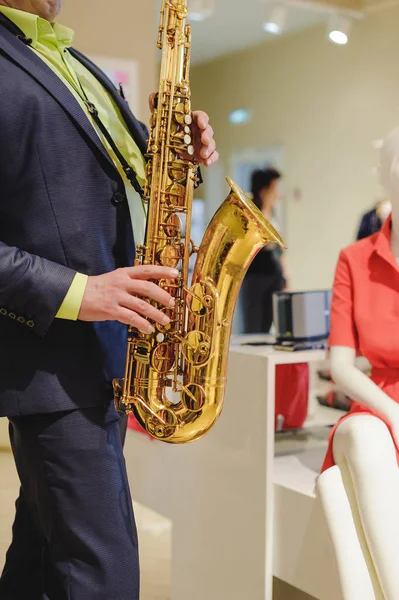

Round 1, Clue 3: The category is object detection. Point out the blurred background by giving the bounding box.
[61,0,399,326]
[186,0,399,292]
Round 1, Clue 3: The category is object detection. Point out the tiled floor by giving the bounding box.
[0,447,317,599]
[0,448,172,599]
[0,354,340,599]
[0,359,332,600]
[0,360,333,600]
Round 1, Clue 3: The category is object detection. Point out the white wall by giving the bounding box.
[191,5,399,290]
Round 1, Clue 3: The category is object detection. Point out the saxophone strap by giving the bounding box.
[0,12,33,44]
[0,13,145,199]
[65,72,145,199]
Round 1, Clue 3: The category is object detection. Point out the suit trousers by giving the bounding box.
[0,404,139,600]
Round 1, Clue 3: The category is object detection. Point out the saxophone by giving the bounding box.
[113,0,286,443]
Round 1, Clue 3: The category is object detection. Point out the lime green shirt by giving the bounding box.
[0,6,147,320]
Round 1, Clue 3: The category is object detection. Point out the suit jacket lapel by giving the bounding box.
[69,48,148,156]
[0,26,117,171]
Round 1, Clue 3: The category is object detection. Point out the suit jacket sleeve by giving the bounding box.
[0,241,77,337]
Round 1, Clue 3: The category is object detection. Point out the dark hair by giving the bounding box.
[251,167,281,211]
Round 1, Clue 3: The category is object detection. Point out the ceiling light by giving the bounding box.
[188,0,214,22]
[263,6,287,35]
[328,14,352,45]
[229,109,252,125]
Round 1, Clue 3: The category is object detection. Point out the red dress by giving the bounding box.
[321,216,399,472]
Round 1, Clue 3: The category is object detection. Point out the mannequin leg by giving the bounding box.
[333,415,399,599]
[317,466,383,600]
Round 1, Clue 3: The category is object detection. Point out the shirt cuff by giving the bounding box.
[55,272,88,321]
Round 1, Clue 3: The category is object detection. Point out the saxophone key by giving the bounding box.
[164,182,185,207]
[132,339,152,365]
[146,408,178,441]
[151,342,175,374]
[170,132,192,146]
[163,213,181,237]
[181,331,211,366]
[181,383,206,413]
[157,245,180,268]
[174,102,192,126]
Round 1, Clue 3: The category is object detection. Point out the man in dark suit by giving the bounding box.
[0,0,218,598]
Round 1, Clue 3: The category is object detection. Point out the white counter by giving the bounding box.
[125,342,344,599]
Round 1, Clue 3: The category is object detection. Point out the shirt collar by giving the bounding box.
[374,214,397,268]
[0,6,74,49]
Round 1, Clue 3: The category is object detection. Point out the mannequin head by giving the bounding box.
[376,197,392,223]
[379,127,399,251]
[380,127,399,209]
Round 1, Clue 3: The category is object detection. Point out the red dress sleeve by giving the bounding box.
[329,250,358,350]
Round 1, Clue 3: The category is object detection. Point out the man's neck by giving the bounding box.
[0,2,17,9]
[0,2,53,20]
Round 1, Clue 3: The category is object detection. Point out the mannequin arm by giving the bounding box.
[330,346,399,423]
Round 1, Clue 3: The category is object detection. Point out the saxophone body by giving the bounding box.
[113,0,286,443]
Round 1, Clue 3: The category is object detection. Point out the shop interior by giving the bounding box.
[1,0,399,598]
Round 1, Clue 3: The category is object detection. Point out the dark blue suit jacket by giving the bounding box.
[0,25,148,417]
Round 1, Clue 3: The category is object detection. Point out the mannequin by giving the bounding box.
[317,127,399,600]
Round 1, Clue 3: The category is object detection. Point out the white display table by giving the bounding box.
[124,342,343,600]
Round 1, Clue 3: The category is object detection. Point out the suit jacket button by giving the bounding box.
[17,316,25,324]
[27,320,35,328]
[9,313,16,319]
[111,191,126,206]
[0,308,7,316]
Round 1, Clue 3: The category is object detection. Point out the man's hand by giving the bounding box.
[148,95,219,167]
[78,266,178,333]
[191,110,219,167]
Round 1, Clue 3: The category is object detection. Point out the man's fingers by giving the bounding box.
[192,110,209,130]
[120,294,171,327]
[116,307,155,333]
[128,279,175,308]
[200,139,216,160]
[204,151,219,167]
[79,268,178,326]
[200,125,214,145]
[124,265,179,281]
